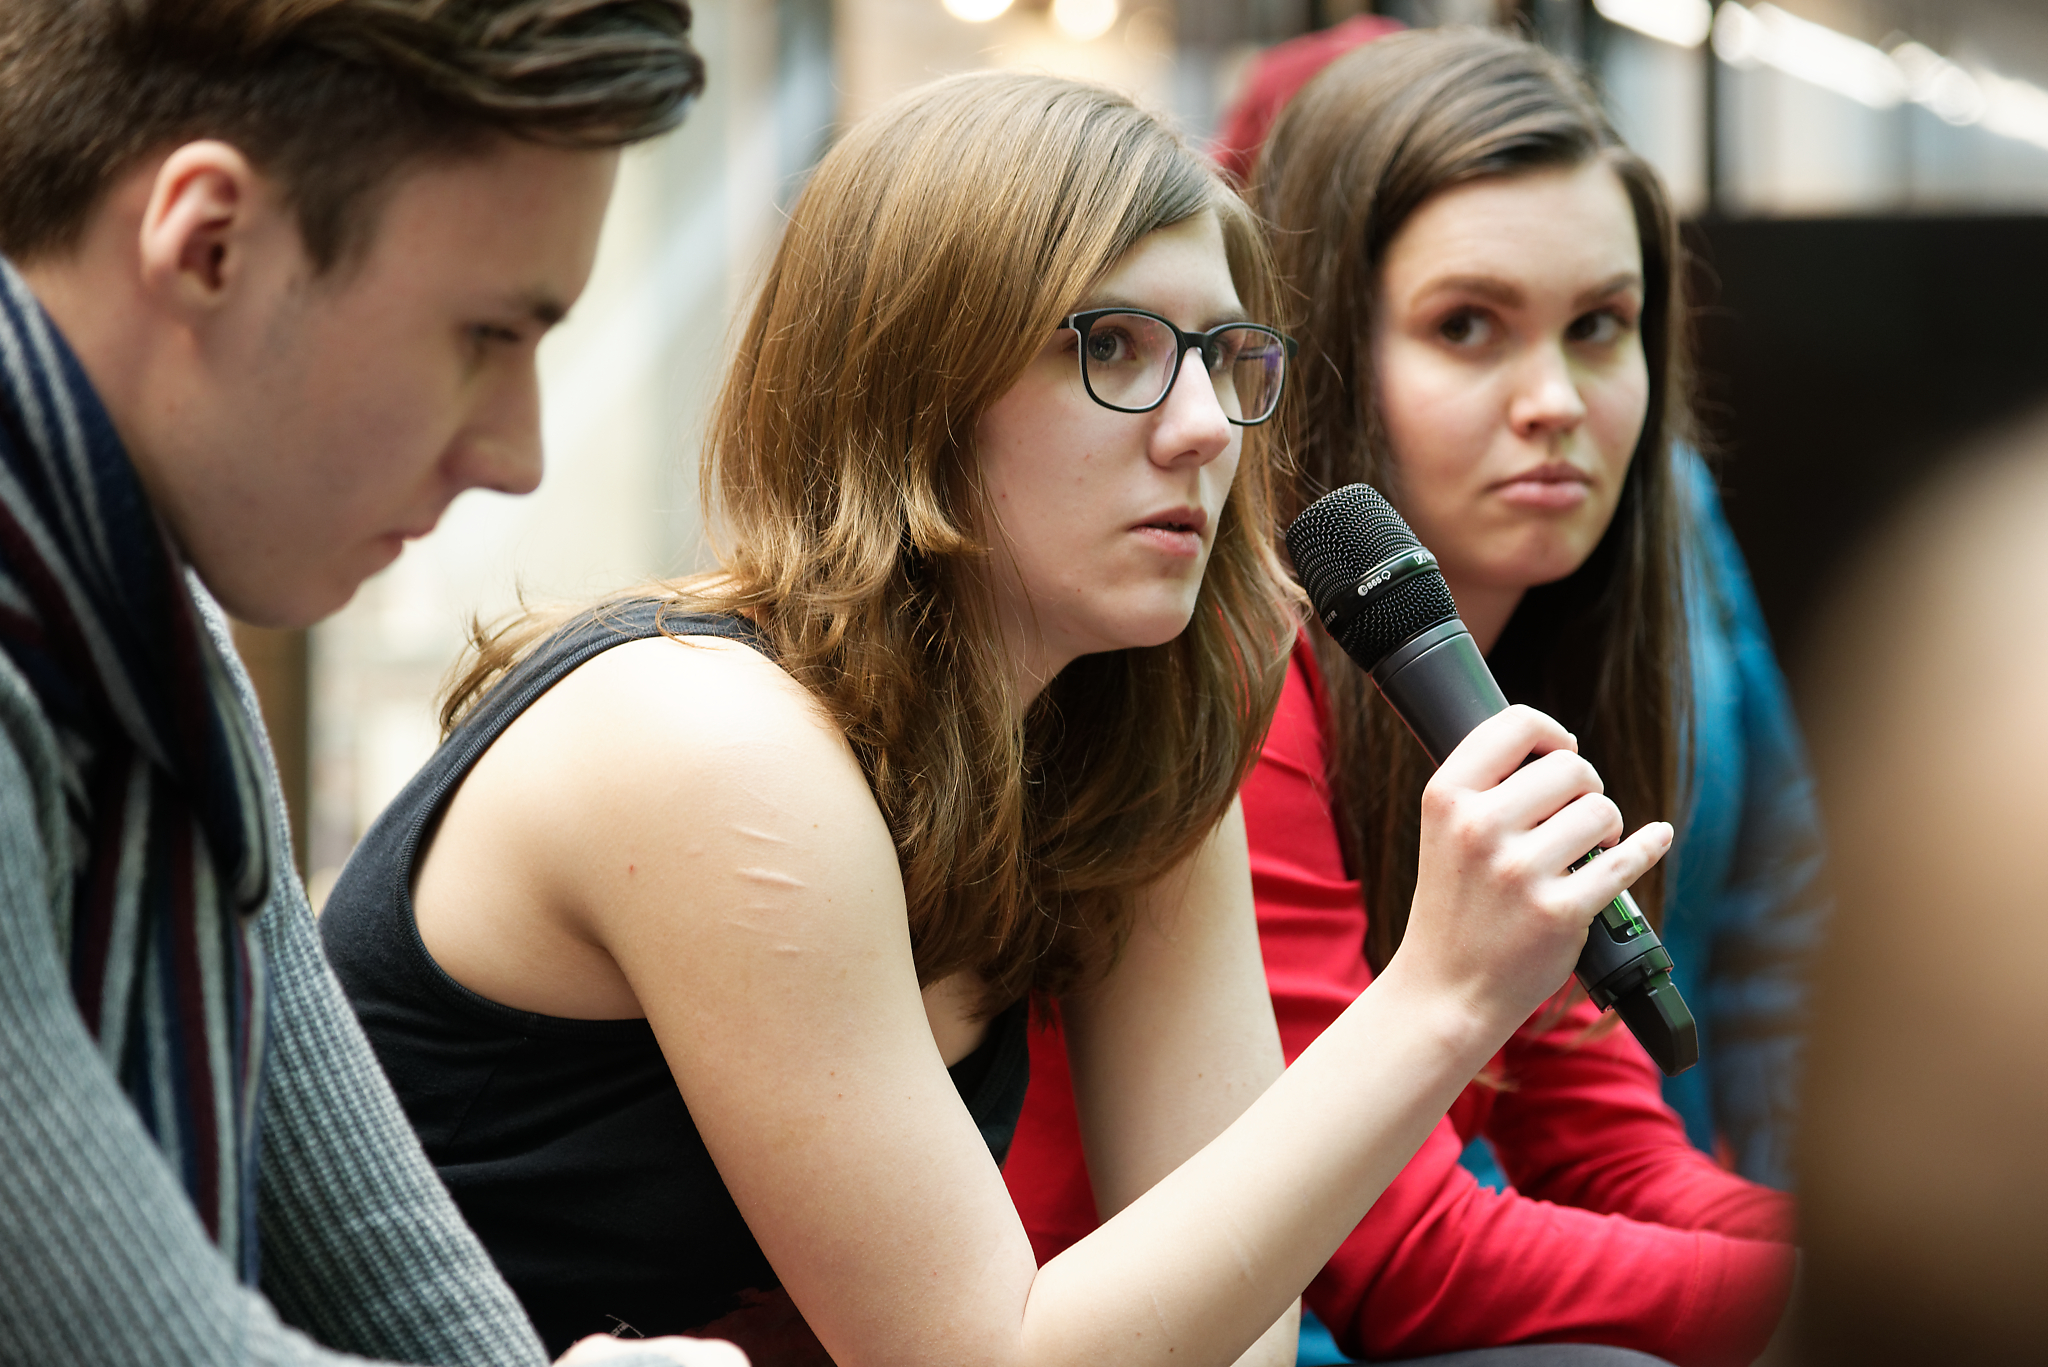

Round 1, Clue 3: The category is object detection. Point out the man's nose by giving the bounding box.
[453,360,546,496]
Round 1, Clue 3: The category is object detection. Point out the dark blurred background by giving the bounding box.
[1689,215,2048,698]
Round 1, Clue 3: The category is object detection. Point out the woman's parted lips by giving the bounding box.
[1132,504,1209,534]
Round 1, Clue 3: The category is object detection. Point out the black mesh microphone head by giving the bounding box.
[1286,483,1460,671]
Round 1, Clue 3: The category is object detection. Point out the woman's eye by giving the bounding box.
[1437,309,1493,347]
[469,323,523,349]
[1567,310,1633,345]
[1206,330,1252,372]
[1086,329,1133,365]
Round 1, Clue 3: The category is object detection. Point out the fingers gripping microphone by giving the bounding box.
[1287,483,1698,1076]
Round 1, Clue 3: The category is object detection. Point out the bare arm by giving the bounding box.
[1062,804,1297,1367]
[442,636,1668,1367]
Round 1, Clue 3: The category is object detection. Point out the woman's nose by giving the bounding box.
[1507,345,1587,440]
[1152,347,1233,467]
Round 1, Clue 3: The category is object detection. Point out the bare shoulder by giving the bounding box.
[508,631,862,801]
[443,628,898,945]
[555,630,833,742]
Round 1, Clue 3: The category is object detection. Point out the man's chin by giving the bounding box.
[201,555,379,631]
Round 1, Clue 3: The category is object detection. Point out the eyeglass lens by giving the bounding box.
[1080,313,1286,423]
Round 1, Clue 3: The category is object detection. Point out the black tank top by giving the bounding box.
[321,602,1031,1358]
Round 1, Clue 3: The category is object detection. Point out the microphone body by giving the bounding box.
[1288,485,1699,1077]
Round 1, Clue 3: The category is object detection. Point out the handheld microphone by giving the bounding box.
[1286,483,1698,1076]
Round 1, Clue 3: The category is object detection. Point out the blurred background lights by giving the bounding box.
[1891,43,1989,128]
[1708,2,1762,65]
[942,0,1013,21]
[1713,3,1904,109]
[1052,0,1118,42]
[1591,0,1711,50]
[1978,70,2048,154]
[1707,3,2048,155]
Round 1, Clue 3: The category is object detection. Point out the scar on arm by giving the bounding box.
[737,866,808,889]
[717,909,810,957]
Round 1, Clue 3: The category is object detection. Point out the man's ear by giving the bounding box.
[136,141,280,321]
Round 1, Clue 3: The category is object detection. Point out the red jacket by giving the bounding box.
[1003,638,1797,1366]
[1210,14,1405,183]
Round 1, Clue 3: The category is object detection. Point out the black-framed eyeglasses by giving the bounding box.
[1063,308,1297,427]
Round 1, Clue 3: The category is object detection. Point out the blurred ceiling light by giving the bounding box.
[1979,69,2048,154]
[942,0,1013,20]
[1713,3,1906,109]
[1593,0,1712,49]
[1052,0,1118,41]
[1709,2,1762,65]
[1714,3,2048,156]
[1891,41,1989,126]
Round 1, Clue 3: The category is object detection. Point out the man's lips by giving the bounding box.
[370,522,441,564]
[384,515,445,544]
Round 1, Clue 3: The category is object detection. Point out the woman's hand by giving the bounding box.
[556,1333,749,1366]
[1398,704,1673,1038]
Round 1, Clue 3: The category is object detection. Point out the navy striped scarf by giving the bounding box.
[0,259,274,1281]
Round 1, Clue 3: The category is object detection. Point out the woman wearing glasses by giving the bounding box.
[1009,26,1814,1367]
[321,70,1670,1367]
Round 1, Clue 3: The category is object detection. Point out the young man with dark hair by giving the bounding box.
[0,4,740,1364]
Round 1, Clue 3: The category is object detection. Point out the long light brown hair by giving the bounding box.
[1255,28,1691,972]
[448,71,1299,1009]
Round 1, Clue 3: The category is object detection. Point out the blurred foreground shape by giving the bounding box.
[1799,407,2048,1364]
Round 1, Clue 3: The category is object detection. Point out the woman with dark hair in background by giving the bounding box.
[1006,28,1819,1367]
[321,68,1674,1367]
